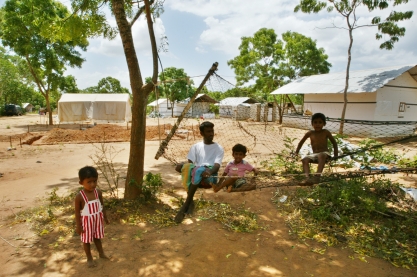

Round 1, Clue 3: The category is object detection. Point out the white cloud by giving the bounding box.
[88,17,167,58]
[168,0,417,72]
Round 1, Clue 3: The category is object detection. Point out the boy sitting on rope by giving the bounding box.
[174,121,224,223]
[295,113,338,185]
[213,143,259,193]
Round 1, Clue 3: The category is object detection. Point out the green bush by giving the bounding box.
[142,172,163,201]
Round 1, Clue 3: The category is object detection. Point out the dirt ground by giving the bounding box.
[0,114,416,277]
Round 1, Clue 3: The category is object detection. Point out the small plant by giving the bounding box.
[397,155,417,168]
[273,177,417,269]
[142,172,163,201]
[89,138,124,199]
[260,137,302,175]
[355,139,400,167]
[6,125,10,129]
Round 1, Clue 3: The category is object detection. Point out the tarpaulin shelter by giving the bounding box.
[58,93,132,123]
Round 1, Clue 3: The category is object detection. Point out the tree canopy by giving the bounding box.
[227,28,331,100]
[0,0,91,124]
[294,0,413,50]
[158,67,193,116]
[0,46,36,113]
[84,76,130,94]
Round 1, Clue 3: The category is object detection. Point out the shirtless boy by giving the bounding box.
[295,113,338,185]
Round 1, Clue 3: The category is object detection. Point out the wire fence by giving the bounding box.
[158,73,417,190]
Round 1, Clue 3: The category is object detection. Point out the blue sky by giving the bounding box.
[1,0,416,91]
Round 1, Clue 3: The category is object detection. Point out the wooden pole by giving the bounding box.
[9,136,12,148]
[20,137,22,148]
[155,62,219,160]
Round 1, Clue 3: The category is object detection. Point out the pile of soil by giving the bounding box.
[36,124,174,144]
[0,133,35,142]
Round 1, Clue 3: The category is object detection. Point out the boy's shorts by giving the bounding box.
[233,178,247,188]
[303,151,331,162]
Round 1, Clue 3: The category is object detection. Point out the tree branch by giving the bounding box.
[130,0,155,27]
[144,0,158,88]
[25,55,47,97]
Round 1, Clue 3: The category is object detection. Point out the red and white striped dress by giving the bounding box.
[80,189,104,243]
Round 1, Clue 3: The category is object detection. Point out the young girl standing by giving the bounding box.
[75,166,110,267]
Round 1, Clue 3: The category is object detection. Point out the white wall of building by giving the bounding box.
[375,73,417,121]
[304,92,377,120]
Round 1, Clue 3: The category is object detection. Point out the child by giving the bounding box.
[295,113,338,185]
[74,166,110,268]
[213,143,259,193]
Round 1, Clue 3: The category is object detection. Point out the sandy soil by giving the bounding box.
[0,115,416,277]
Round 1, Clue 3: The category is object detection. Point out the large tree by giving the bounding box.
[228,28,331,121]
[295,0,413,133]
[0,0,91,125]
[228,28,331,101]
[72,0,161,199]
[159,67,193,117]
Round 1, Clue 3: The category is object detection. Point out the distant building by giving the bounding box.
[147,94,217,118]
[22,103,33,112]
[217,97,259,120]
[271,64,417,137]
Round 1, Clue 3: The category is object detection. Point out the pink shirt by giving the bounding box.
[224,160,254,177]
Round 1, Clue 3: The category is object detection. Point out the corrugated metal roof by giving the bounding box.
[59,93,131,102]
[219,97,258,106]
[271,64,416,95]
[179,94,218,104]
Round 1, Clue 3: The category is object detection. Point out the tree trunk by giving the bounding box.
[45,91,52,125]
[339,22,354,134]
[112,0,157,199]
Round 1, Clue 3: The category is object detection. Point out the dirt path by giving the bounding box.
[0,115,415,276]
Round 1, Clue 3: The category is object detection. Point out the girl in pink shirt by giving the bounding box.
[213,144,259,193]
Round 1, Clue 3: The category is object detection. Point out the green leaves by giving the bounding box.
[295,0,413,50]
[83,76,130,94]
[228,28,331,101]
[157,67,193,108]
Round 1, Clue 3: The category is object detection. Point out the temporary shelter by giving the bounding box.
[58,93,132,123]
[22,103,33,112]
[147,94,217,118]
[270,65,417,136]
[218,97,259,119]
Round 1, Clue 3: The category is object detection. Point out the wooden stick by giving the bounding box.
[154,62,219,160]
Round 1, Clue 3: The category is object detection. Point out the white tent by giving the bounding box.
[58,93,132,123]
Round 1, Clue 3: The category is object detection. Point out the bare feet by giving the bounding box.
[87,259,96,268]
[99,253,110,260]
[185,200,195,215]
[212,184,221,193]
[175,208,186,223]
[227,185,233,193]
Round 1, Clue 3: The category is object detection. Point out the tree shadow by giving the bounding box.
[357,66,413,92]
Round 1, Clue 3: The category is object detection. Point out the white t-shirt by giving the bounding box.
[187,142,224,167]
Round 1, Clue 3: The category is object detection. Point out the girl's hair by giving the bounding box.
[232,143,247,154]
[199,121,214,132]
[311,113,326,124]
[78,166,98,181]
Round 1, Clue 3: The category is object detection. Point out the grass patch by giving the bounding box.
[273,177,417,269]
[7,186,263,243]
